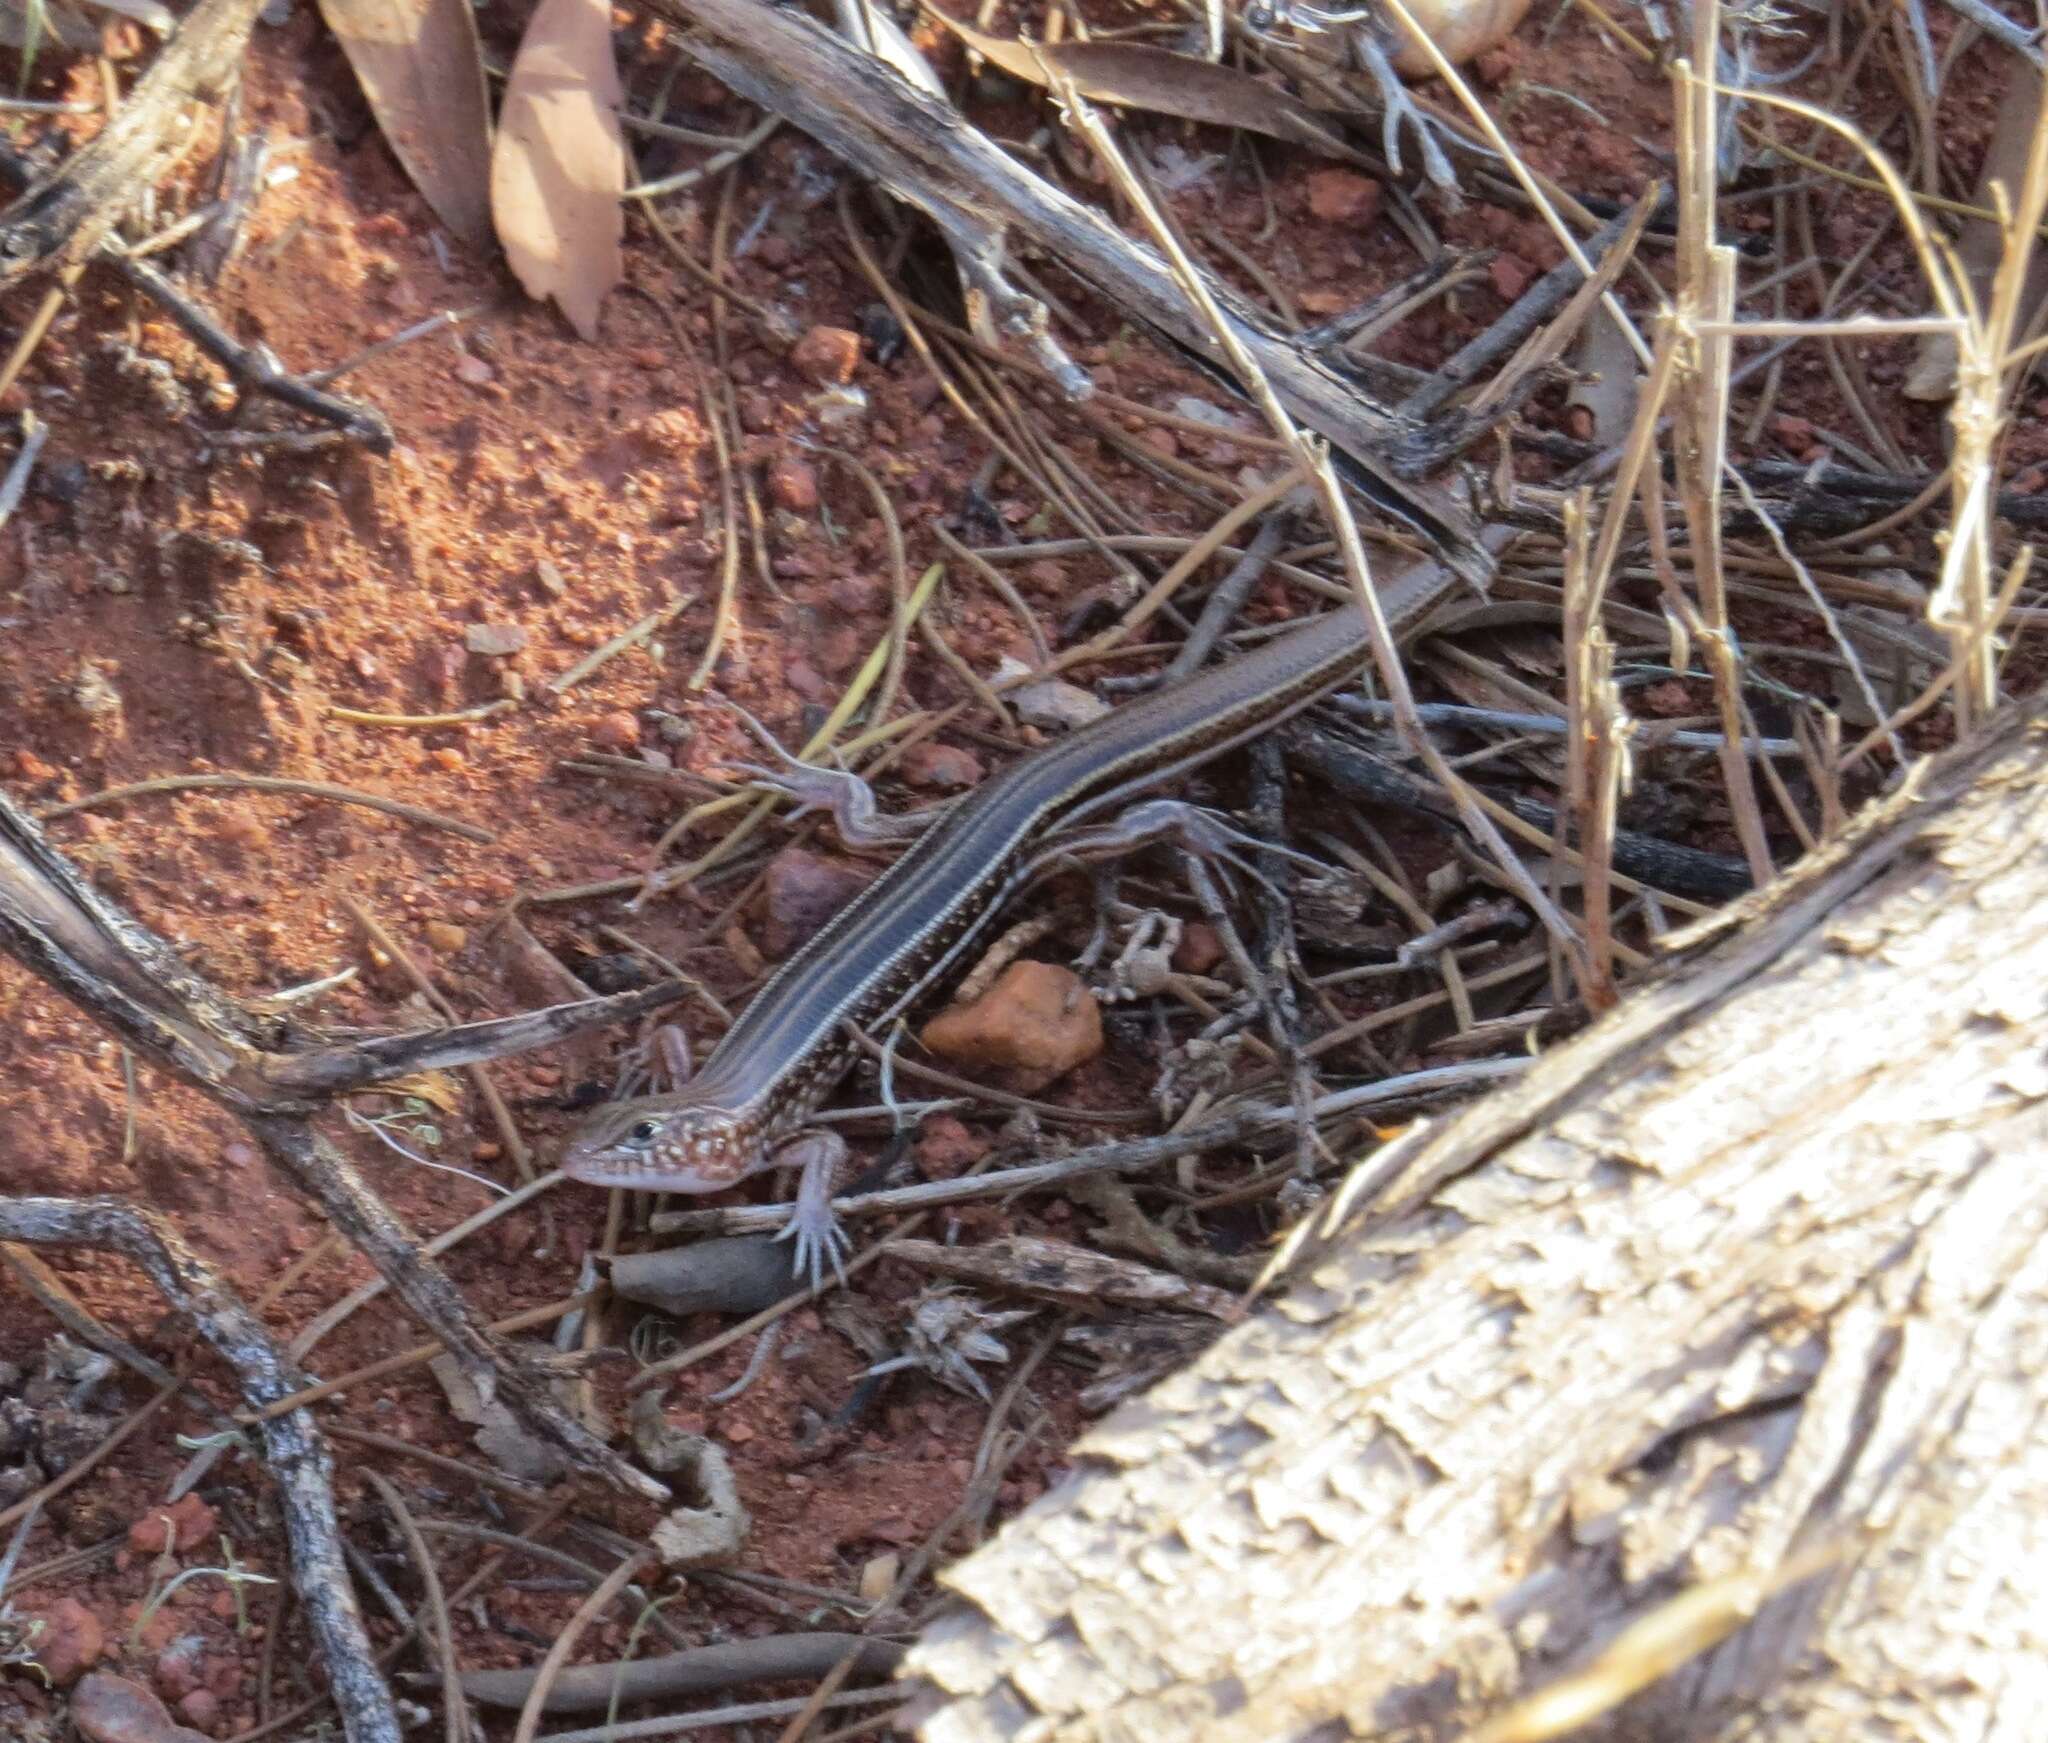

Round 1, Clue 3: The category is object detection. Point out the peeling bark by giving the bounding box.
[904,694,2048,1743]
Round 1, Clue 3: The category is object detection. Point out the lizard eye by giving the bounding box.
[625,1119,661,1147]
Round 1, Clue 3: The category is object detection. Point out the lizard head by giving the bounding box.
[561,1099,757,1194]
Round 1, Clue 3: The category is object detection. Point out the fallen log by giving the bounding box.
[903,687,2048,1743]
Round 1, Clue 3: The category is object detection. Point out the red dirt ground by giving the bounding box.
[0,0,2031,1736]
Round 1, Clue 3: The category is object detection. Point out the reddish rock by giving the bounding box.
[815,623,864,676]
[127,1493,217,1556]
[1771,413,1817,452]
[70,1673,212,1743]
[916,1114,988,1177]
[153,1636,206,1702]
[463,622,527,656]
[921,960,1103,1081]
[11,748,58,781]
[1489,253,1535,302]
[1305,169,1382,226]
[175,1689,221,1734]
[899,742,983,791]
[828,574,886,615]
[763,847,878,959]
[637,407,702,456]
[790,324,861,386]
[766,455,819,513]
[1473,45,1516,85]
[1636,679,1693,717]
[784,658,827,703]
[1172,921,1226,977]
[29,1596,104,1685]
[590,711,640,751]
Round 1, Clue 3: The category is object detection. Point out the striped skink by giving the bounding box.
[563,543,1476,1276]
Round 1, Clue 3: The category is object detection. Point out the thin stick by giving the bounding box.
[551,595,697,697]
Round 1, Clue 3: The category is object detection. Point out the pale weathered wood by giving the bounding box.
[903,694,2048,1743]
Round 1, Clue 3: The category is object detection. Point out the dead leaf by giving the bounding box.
[491,0,626,341]
[926,8,1365,163]
[429,1354,571,1485]
[318,0,493,251]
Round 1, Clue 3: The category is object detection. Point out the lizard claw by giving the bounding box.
[769,1130,852,1291]
[772,1200,851,1292]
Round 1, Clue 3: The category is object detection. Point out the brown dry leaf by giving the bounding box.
[317,0,493,251]
[491,0,626,341]
[926,8,1365,163]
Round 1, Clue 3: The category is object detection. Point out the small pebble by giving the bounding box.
[915,1114,987,1176]
[455,353,495,387]
[28,1597,103,1685]
[921,960,1103,1080]
[464,623,528,657]
[70,1673,212,1743]
[1305,169,1382,226]
[591,711,641,751]
[1008,673,1110,732]
[790,324,862,385]
[899,743,983,791]
[423,921,467,954]
[763,848,876,959]
[1489,253,1535,302]
[176,1690,221,1734]
[153,1637,205,1703]
[127,1494,217,1556]
[1172,922,1225,977]
[766,455,819,513]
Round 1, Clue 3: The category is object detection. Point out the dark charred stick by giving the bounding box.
[0,788,289,1105]
[0,1196,400,1743]
[1162,511,1298,687]
[1246,734,1321,1165]
[112,254,393,451]
[1515,429,2048,534]
[1285,723,1755,902]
